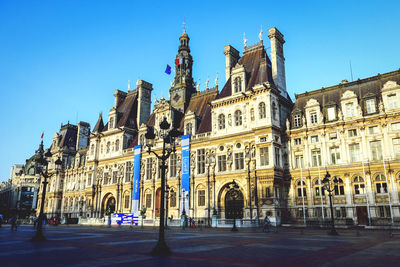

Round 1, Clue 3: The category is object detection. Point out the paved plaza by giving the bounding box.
[0,225,399,266]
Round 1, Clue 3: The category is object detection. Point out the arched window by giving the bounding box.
[272,102,277,120]
[259,102,266,119]
[218,114,225,129]
[234,77,242,93]
[314,179,325,197]
[334,177,345,195]
[354,176,365,195]
[234,110,242,126]
[375,174,387,194]
[186,123,192,135]
[115,139,120,151]
[297,180,307,197]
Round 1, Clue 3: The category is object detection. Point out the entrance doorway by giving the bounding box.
[225,188,244,219]
[356,206,368,225]
[155,188,161,217]
[104,196,116,216]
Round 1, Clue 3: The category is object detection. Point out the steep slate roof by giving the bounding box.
[183,88,218,133]
[93,113,104,133]
[57,124,77,149]
[116,91,138,129]
[292,70,400,113]
[216,43,274,100]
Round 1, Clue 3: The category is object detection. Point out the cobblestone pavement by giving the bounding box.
[0,225,399,266]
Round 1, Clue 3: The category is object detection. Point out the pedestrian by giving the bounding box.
[263,214,271,232]
[10,215,18,231]
[0,213,3,228]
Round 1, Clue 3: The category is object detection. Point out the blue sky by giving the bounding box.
[1,0,399,182]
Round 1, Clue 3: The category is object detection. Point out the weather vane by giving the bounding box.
[183,20,186,33]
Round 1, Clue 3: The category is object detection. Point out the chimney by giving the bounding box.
[114,90,127,108]
[137,80,153,127]
[268,27,287,98]
[223,45,240,82]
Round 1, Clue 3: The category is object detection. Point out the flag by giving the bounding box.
[175,58,180,66]
[40,132,44,139]
[165,64,171,75]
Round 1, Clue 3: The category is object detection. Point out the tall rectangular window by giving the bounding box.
[368,126,379,135]
[294,138,301,145]
[330,147,341,164]
[311,150,321,167]
[234,152,244,170]
[391,122,400,131]
[366,98,376,114]
[197,149,205,174]
[346,102,355,117]
[170,191,176,207]
[388,94,398,109]
[348,129,357,137]
[124,195,130,209]
[310,112,318,124]
[275,147,280,166]
[327,107,336,121]
[125,162,132,183]
[260,147,269,166]
[370,140,382,161]
[87,174,92,186]
[146,158,153,180]
[218,155,226,172]
[293,114,301,128]
[295,155,303,169]
[393,138,400,159]
[145,194,152,208]
[349,143,360,162]
[311,135,319,143]
[169,154,177,177]
[198,190,205,206]
[112,171,118,184]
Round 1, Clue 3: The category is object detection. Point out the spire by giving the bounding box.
[93,112,104,133]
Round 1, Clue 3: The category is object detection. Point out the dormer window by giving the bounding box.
[388,94,398,109]
[109,117,114,129]
[234,77,242,93]
[310,111,318,124]
[186,122,192,135]
[293,114,301,128]
[218,114,225,129]
[365,98,376,114]
[327,107,336,121]
[346,103,355,117]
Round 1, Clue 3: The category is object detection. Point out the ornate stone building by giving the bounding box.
[27,27,400,227]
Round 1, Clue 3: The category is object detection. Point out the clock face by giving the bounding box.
[173,92,181,103]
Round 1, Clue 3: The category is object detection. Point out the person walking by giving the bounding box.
[263,215,271,233]
[10,215,18,231]
[0,214,3,228]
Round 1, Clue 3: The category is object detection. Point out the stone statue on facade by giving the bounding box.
[379,101,385,113]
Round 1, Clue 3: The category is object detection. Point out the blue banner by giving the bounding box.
[181,135,190,213]
[132,145,142,216]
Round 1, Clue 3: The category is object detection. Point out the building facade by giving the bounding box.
[13,27,400,227]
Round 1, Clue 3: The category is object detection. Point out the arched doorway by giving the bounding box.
[155,188,161,217]
[102,194,116,217]
[225,188,244,219]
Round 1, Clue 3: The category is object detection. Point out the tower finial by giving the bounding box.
[243,32,248,47]
[128,80,131,91]
[182,19,186,33]
[215,72,219,87]
[259,25,263,41]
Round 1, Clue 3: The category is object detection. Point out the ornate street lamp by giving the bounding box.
[226,180,240,232]
[165,186,174,229]
[145,117,181,256]
[31,141,62,242]
[322,171,339,236]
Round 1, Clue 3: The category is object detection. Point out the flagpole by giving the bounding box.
[300,161,306,225]
[381,145,394,225]
[361,156,371,226]
[317,157,325,221]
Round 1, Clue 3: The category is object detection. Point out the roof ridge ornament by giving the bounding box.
[182,20,186,33]
[259,25,263,41]
[243,32,248,48]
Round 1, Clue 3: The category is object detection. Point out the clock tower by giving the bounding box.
[170,30,195,112]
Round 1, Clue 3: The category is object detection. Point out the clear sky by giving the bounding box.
[1,0,399,182]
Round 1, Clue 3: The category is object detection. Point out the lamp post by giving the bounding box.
[226,180,240,232]
[31,141,62,242]
[145,117,181,256]
[78,199,83,224]
[322,171,339,236]
[165,186,174,229]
